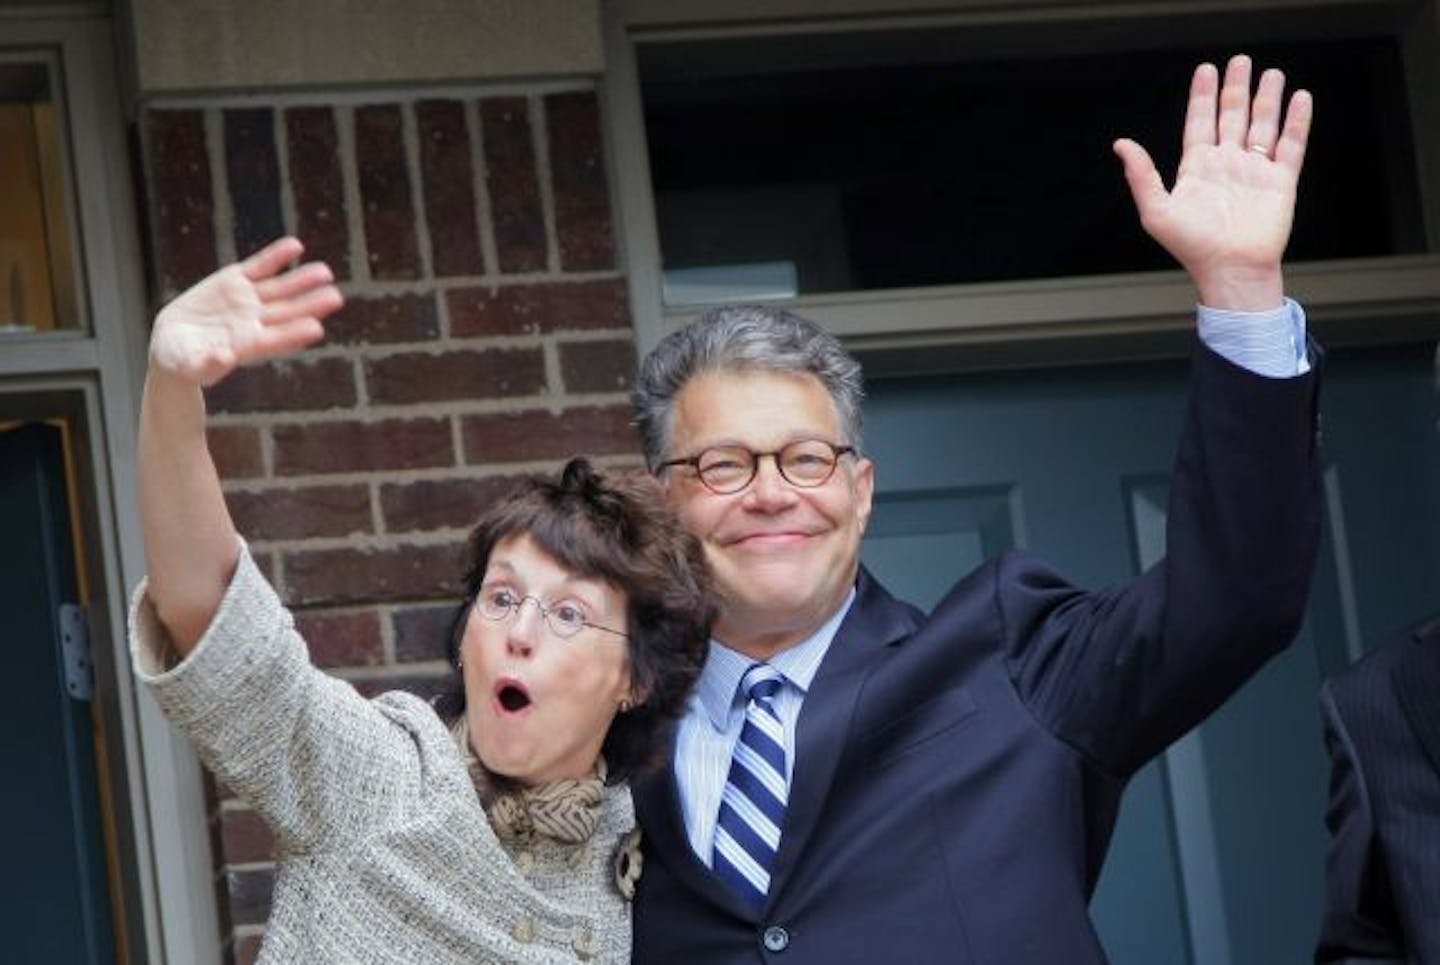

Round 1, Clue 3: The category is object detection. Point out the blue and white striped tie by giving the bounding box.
[712,662,788,911]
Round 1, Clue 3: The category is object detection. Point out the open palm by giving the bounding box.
[1115,56,1312,310]
[150,237,342,387]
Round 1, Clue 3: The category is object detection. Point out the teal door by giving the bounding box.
[0,422,115,963]
[860,341,1439,964]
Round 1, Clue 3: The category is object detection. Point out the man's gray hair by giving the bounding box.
[632,305,865,471]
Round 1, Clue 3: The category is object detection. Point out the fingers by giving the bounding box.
[243,244,343,330]
[1182,54,1307,165]
[1245,67,1286,154]
[260,284,344,327]
[1181,62,1219,154]
[1215,54,1253,147]
[254,261,333,302]
[1273,89,1313,173]
[248,318,327,363]
[240,237,305,282]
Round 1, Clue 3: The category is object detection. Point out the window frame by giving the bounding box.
[601,0,1440,373]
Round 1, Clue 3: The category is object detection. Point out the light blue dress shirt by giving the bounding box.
[677,589,856,863]
[674,300,1311,861]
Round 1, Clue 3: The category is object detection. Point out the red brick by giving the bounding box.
[145,109,217,294]
[393,603,463,663]
[416,100,484,277]
[208,426,264,479]
[380,475,522,533]
[480,97,547,273]
[226,484,372,541]
[224,108,284,258]
[545,91,614,272]
[560,339,637,393]
[365,348,544,406]
[355,104,421,280]
[351,669,451,702]
[327,293,438,345]
[272,418,452,476]
[225,867,274,927]
[206,357,356,414]
[219,808,276,865]
[284,542,465,605]
[293,608,384,667]
[448,279,629,337]
[284,107,350,281]
[461,405,636,462]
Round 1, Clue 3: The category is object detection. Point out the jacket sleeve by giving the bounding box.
[1314,681,1408,963]
[1000,339,1323,777]
[130,543,435,852]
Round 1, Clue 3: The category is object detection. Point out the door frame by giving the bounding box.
[0,13,221,964]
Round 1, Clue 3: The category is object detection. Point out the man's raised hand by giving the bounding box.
[1113,54,1313,311]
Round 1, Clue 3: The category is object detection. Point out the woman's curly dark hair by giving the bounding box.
[433,457,714,783]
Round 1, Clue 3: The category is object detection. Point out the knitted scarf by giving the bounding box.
[451,717,606,846]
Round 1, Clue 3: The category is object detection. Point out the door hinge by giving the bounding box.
[58,603,94,701]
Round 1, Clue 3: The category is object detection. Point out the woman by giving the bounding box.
[130,238,711,962]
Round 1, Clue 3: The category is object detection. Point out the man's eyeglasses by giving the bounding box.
[474,587,628,640]
[658,439,856,496]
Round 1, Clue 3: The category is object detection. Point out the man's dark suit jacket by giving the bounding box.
[1317,616,1440,964]
[632,344,1323,964]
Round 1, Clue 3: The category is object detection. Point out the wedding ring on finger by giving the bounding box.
[1247,143,1272,157]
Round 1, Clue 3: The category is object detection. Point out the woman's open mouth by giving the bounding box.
[494,678,533,715]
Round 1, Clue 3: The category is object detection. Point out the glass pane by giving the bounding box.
[643,34,1426,305]
[0,60,82,335]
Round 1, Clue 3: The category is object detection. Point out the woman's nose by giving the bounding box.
[506,599,545,653]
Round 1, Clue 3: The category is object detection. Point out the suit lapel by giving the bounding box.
[1392,616,1440,776]
[632,734,755,920]
[766,568,920,904]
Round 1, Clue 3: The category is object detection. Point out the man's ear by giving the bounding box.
[852,455,875,533]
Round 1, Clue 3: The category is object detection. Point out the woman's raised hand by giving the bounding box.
[149,237,343,387]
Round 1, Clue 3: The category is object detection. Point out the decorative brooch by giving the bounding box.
[612,828,644,901]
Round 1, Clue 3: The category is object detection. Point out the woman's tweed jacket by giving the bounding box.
[130,547,634,963]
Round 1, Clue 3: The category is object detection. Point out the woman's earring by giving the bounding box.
[618,698,632,714]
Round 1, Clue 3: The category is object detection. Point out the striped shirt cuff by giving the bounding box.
[1196,297,1310,378]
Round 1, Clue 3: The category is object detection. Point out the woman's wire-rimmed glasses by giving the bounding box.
[474,587,628,640]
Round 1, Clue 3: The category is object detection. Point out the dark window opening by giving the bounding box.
[642,35,1425,303]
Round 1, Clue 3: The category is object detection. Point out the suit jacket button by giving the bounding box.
[762,925,790,952]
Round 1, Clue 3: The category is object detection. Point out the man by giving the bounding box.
[1317,615,1440,964]
[629,55,1321,963]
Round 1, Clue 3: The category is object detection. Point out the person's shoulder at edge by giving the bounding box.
[1328,612,1440,695]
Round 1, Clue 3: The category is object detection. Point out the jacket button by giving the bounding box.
[573,927,598,960]
[762,925,790,952]
[512,917,535,943]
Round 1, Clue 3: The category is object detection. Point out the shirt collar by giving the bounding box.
[695,587,858,730]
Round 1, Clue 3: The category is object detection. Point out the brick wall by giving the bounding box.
[138,83,636,964]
